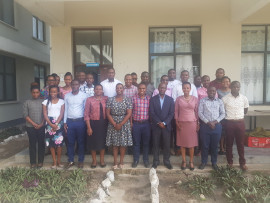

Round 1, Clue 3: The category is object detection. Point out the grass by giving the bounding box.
[0,167,92,203]
[181,166,270,203]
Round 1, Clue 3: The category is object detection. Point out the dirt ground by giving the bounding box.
[0,134,29,160]
[107,173,151,203]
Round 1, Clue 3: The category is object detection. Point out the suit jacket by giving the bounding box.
[149,94,175,131]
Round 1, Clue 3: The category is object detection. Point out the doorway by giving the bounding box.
[73,28,113,84]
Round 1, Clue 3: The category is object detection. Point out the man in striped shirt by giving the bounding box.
[131,83,151,168]
[123,74,138,99]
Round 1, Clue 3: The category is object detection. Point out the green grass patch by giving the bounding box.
[0,167,92,203]
[181,166,270,202]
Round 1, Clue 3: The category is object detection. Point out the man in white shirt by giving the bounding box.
[100,67,122,97]
[167,69,180,90]
[172,70,198,101]
[222,81,249,171]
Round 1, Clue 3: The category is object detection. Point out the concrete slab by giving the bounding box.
[1,144,269,171]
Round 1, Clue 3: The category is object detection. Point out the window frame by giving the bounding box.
[0,0,15,27]
[241,25,270,105]
[34,64,46,89]
[0,54,17,102]
[148,26,201,84]
[32,16,45,42]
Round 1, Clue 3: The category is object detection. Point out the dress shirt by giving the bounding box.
[210,79,223,90]
[84,96,108,121]
[197,87,218,102]
[167,80,180,90]
[100,78,122,97]
[64,91,88,123]
[198,97,225,124]
[23,99,44,127]
[146,83,155,97]
[172,82,198,101]
[80,84,94,97]
[123,85,138,98]
[159,95,165,109]
[222,93,249,120]
[132,95,150,121]
[152,88,172,97]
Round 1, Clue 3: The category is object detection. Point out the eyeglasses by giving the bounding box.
[48,79,55,82]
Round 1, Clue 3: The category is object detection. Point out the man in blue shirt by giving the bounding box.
[198,86,225,170]
[64,80,88,169]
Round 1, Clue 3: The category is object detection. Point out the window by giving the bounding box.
[0,0,14,26]
[34,65,46,88]
[32,16,45,42]
[241,25,270,105]
[73,28,113,83]
[0,55,16,102]
[149,27,201,87]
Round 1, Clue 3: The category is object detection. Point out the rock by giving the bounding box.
[175,180,182,185]
[102,178,111,189]
[200,194,206,200]
[89,199,102,203]
[96,187,107,201]
[106,171,115,182]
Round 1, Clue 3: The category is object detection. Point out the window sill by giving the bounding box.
[0,101,20,105]
[32,37,47,45]
[0,20,17,31]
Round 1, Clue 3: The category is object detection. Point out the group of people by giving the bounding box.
[24,67,249,171]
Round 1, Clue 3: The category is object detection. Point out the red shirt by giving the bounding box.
[210,79,223,90]
[132,95,150,121]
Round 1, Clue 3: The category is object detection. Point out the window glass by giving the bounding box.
[150,28,174,53]
[39,67,45,78]
[268,26,270,51]
[150,56,174,87]
[266,54,270,102]
[74,30,101,64]
[175,27,201,53]
[241,53,264,104]
[102,30,113,64]
[5,57,15,73]
[37,19,44,41]
[242,26,265,51]
[32,17,37,38]
[0,75,3,100]
[0,55,3,73]
[0,0,14,26]
[5,75,16,100]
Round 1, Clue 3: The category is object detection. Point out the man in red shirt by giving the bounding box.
[210,68,225,90]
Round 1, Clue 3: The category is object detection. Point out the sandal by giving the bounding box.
[189,162,194,171]
[181,161,186,170]
[118,163,124,169]
[51,165,57,169]
[112,164,118,170]
[57,164,64,168]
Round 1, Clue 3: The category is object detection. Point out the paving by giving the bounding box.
[0,144,270,172]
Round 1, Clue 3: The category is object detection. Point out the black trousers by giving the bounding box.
[152,127,171,164]
[26,127,45,164]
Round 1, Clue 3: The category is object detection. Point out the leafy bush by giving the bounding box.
[0,167,91,203]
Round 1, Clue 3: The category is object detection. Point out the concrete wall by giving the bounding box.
[0,2,50,124]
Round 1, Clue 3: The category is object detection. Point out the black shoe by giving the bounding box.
[132,161,138,168]
[199,163,206,170]
[78,162,84,169]
[218,151,226,155]
[164,163,173,170]
[212,164,218,171]
[189,162,195,171]
[144,161,150,168]
[91,164,97,169]
[65,162,75,169]
[100,163,106,168]
[152,163,158,169]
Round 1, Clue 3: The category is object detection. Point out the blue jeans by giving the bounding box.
[200,123,222,165]
[67,120,86,163]
[132,122,151,162]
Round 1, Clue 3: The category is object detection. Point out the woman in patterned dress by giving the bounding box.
[42,85,65,169]
[106,83,133,169]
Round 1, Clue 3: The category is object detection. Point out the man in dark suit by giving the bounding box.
[150,83,175,169]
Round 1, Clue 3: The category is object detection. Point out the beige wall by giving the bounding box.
[48,1,270,128]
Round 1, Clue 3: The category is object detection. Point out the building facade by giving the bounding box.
[0,0,50,127]
[14,0,270,128]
